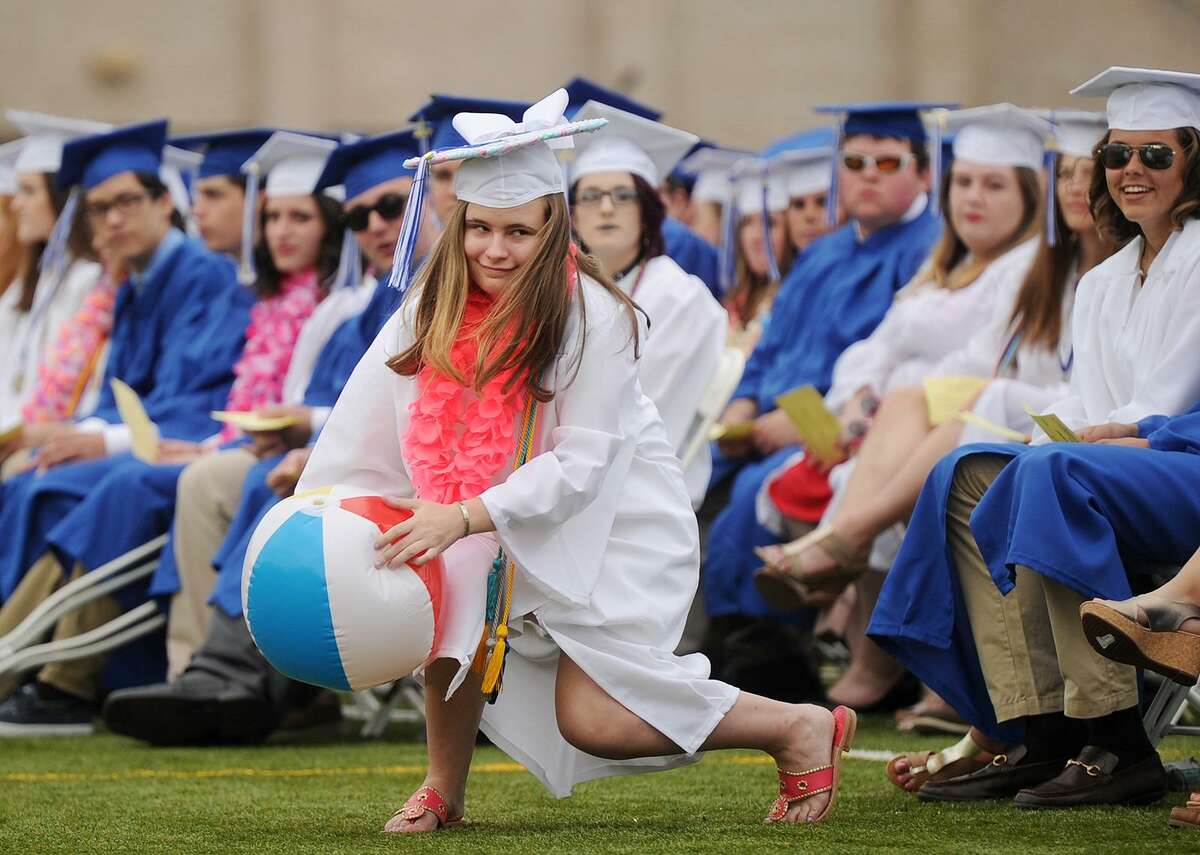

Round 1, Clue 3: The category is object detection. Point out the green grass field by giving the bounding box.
[2,714,1197,854]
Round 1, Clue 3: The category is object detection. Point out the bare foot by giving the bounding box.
[382,782,464,834]
[768,704,838,823]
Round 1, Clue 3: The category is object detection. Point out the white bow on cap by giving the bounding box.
[451,88,574,150]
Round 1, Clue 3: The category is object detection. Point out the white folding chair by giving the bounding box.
[0,536,167,683]
[1144,675,1200,747]
[346,680,427,738]
[679,346,746,471]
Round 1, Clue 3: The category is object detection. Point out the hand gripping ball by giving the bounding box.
[242,486,444,691]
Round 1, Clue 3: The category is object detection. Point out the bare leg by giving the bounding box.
[554,656,837,823]
[384,659,485,833]
[826,571,906,707]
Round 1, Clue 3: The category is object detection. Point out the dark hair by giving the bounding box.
[18,172,95,312]
[1008,176,1116,351]
[843,133,931,172]
[252,193,344,297]
[1089,127,1200,246]
[664,172,696,196]
[727,210,796,327]
[569,173,667,262]
[134,171,187,231]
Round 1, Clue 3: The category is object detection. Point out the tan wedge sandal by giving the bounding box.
[1080,594,1200,685]
[753,525,870,611]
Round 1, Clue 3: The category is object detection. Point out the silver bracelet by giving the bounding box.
[456,501,471,538]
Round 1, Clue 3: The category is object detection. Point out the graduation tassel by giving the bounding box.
[1044,147,1059,248]
[238,163,260,285]
[928,108,948,216]
[332,225,362,291]
[38,186,79,291]
[387,154,431,293]
[826,115,844,228]
[762,179,781,283]
[717,174,737,296]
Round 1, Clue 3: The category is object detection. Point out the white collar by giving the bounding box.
[853,192,929,243]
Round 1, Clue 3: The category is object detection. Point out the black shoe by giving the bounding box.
[102,671,276,746]
[0,683,96,737]
[1013,746,1168,809]
[917,745,1065,802]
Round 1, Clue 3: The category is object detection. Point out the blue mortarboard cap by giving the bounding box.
[761,126,837,159]
[409,95,531,153]
[58,119,168,191]
[815,101,954,143]
[170,128,277,179]
[316,129,420,201]
[562,77,662,121]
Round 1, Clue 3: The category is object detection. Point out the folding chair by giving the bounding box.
[679,346,747,471]
[346,680,427,738]
[0,536,166,683]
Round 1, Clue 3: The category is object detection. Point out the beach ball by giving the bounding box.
[242,486,445,691]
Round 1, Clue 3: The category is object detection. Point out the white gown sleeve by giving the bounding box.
[825,300,905,412]
[296,308,416,498]
[480,297,641,607]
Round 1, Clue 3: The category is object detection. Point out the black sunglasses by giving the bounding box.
[343,193,408,232]
[1097,142,1177,171]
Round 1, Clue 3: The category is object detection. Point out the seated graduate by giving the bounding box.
[774,137,838,255]
[100,126,437,745]
[751,104,1049,709]
[561,76,721,299]
[0,112,107,433]
[568,100,727,506]
[677,144,744,248]
[868,66,1200,809]
[700,102,947,666]
[292,89,855,831]
[0,131,347,735]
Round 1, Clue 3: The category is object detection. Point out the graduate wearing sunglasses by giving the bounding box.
[869,67,1200,809]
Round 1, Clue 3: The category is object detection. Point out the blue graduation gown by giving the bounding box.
[702,208,942,620]
[149,271,406,618]
[0,233,249,601]
[663,218,720,300]
[869,406,1200,741]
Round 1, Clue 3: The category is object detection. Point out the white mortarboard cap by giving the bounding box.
[1071,67,1200,131]
[243,131,339,197]
[1038,109,1107,158]
[569,101,699,187]
[0,140,25,195]
[681,146,750,204]
[774,146,834,198]
[7,110,112,174]
[451,88,578,209]
[945,104,1051,170]
[160,144,203,223]
[732,159,789,215]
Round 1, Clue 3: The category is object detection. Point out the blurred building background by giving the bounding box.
[2,0,1199,147]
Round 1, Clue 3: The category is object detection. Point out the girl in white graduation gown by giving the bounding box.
[566,101,726,506]
[296,91,855,833]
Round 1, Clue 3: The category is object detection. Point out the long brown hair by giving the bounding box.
[1006,177,1116,351]
[1090,127,1200,246]
[387,194,641,403]
[17,172,94,312]
[918,164,1041,291]
[727,211,795,326]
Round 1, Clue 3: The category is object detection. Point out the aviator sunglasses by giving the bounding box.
[343,193,409,232]
[841,152,914,174]
[1096,142,1177,171]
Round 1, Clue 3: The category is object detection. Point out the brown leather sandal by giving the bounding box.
[1080,595,1200,685]
[885,730,997,793]
[753,526,870,611]
[1169,792,1200,829]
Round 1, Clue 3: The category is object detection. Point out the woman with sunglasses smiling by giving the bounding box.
[568,102,727,506]
[863,67,1200,810]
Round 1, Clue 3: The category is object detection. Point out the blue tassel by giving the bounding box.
[717,175,737,296]
[1044,147,1059,248]
[332,226,362,291]
[929,109,947,217]
[238,164,260,285]
[386,155,430,295]
[38,187,79,289]
[762,179,780,282]
[826,119,843,228]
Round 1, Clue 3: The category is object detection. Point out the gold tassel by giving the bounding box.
[480,623,509,695]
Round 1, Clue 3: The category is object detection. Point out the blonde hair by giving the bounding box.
[388,194,640,402]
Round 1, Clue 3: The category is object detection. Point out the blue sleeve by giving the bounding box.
[1137,414,1171,438]
[1147,402,1200,453]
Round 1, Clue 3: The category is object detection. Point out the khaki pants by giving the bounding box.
[165,447,257,678]
[0,554,121,702]
[949,454,1139,721]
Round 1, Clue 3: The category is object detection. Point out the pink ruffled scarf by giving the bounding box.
[403,285,530,504]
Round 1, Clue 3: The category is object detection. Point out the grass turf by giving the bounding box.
[1,714,1197,854]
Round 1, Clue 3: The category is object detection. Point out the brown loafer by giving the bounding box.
[1013,746,1167,809]
[917,745,1064,802]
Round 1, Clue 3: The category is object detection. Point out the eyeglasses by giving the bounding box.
[1097,142,1177,171]
[342,193,408,232]
[84,191,150,223]
[574,187,640,207]
[841,152,914,174]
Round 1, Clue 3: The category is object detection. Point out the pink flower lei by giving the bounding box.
[402,285,531,504]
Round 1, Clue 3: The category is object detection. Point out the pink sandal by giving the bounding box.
[766,705,857,824]
[387,785,465,832]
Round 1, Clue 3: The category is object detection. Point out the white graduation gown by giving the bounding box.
[620,255,726,507]
[0,258,102,422]
[298,276,738,798]
[281,273,378,405]
[1043,218,1200,434]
